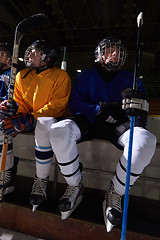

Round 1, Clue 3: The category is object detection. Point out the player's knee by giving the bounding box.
[133,130,157,170]
[142,130,156,156]
[134,127,157,151]
[149,132,157,149]
[144,131,157,163]
[35,117,56,138]
[50,120,71,143]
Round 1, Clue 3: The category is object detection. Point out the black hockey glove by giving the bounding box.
[122,89,149,117]
[95,102,128,124]
[0,100,18,119]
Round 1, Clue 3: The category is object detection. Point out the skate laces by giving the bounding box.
[63,180,82,201]
[107,182,122,213]
[31,176,48,197]
[4,169,12,185]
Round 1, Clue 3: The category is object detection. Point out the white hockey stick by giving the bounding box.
[61,46,67,70]
[0,13,49,206]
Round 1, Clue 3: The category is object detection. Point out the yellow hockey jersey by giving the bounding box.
[13,67,71,119]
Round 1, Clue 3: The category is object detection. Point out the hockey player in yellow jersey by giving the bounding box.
[14,41,70,119]
[0,40,71,211]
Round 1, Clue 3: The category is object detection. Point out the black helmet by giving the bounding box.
[94,37,126,71]
[0,42,12,58]
[24,40,59,68]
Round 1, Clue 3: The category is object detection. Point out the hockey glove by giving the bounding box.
[122,89,149,117]
[95,102,128,124]
[0,112,35,137]
[0,100,18,119]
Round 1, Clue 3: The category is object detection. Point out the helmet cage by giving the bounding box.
[95,38,126,71]
[24,40,58,69]
[24,45,46,68]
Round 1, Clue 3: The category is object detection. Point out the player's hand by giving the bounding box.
[95,102,128,124]
[122,89,149,116]
[0,100,18,119]
[0,112,34,137]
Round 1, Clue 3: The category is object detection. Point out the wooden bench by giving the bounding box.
[13,115,160,201]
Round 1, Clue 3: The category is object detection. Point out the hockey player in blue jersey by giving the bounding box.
[0,43,12,100]
[0,42,18,195]
[36,37,156,231]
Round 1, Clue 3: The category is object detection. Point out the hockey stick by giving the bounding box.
[0,13,49,206]
[121,12,143,240]
[61,46,67,70]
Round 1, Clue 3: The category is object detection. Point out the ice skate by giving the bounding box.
[59,179,83,220]
[2,168,15,195]
[103,181,122,232]
[29,175,48,212]
[1,157,19,195]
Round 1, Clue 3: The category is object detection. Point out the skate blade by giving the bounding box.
[106,219,114,232]
[3,186,15,196]
[102,200,114,232]
[32,205,38,213]
[61,195,82,220]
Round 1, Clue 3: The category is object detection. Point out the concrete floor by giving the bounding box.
[1,176,160,240]
[0,227,45,240]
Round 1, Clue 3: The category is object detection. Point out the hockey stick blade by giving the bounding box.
[16,13,49,35]
[137,12,143,28]
[8,14,49,99]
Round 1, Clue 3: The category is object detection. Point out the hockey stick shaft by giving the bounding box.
[121,116,135,240]
[0,13,49,171]
[0,14,49,170]
[0,13,49,204]
[0,34,21,173]
[121,12,143,240]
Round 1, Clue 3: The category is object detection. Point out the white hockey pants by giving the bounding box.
[50,119,82,186]
[50,120,156,194]
[112,127,156,195]
[34,117,57,179]
[35,117,82,185]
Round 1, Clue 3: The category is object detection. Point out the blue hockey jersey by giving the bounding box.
[0,68,11,101]
[69,68,145,123]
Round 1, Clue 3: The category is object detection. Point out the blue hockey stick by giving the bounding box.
[121,12,143,240]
